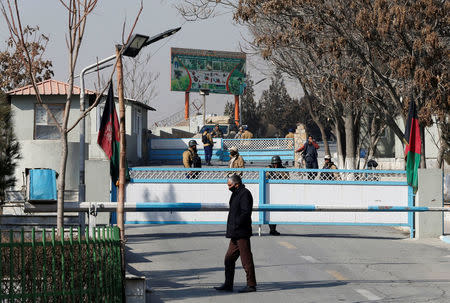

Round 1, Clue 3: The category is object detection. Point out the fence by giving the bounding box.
[125,167,412,236]
[0,226,123,302]
[148,138,295,163]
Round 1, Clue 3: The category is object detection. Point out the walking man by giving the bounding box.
[215,174,257,293]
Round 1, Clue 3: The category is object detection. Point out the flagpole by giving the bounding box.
[116,46,126,242]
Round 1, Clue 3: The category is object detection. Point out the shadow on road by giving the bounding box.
[281,233,406,240]
[147,280,347,302]
[126,230,225,241]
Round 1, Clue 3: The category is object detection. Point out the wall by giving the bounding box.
[11,95,82,142]
[13,141,83,190]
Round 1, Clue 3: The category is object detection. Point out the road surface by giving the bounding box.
[126,224,450,303]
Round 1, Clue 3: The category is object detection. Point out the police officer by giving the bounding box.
[202,129,214,166]
[266,155,289,236]
[319,155,339,180]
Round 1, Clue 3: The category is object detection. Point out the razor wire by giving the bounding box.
[222,138,294,150]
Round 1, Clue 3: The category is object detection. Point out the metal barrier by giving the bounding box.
[222,138,294,150]
[124,167,414,236]
[148,138,295,163]
[0,226,122,302]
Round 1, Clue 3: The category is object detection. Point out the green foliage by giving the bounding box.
[0,93,20,202]
[258,70,301,136]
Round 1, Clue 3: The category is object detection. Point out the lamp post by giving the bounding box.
[199,88,210,126]
[78,27,181,240]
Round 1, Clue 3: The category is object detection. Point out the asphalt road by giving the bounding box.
[125,224,450,303]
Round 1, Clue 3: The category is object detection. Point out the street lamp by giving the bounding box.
[78,27,181,238]
[199,88,210,126]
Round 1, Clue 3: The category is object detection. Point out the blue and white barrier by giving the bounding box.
[24,202,449,213]
[148,138,295,163]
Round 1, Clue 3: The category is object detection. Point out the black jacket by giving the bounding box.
[226,185,253,239]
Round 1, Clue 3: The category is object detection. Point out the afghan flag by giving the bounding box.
[404,100,421,192]
[97,81,120,185]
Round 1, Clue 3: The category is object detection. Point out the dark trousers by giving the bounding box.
[269,224,277,232]
[204,145,213,163]
[224,238,256,287]
[306,160,318,180]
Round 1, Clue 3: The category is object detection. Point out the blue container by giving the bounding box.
[28,169,57,201]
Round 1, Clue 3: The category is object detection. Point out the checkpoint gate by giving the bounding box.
[124,168,413,236]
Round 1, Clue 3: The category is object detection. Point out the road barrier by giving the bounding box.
[148,138,295,163]
[25,202,449,213]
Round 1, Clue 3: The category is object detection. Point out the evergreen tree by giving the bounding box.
[0,93,20,202]
[224,74,264,136]
[258,70,301,136]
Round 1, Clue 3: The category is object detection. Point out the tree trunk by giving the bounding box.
[318,122,330,156]
[335,121,345,168]
[304,96,330,155]
[344,112,356,169]
[420,125,426,168]
[57,132,68,236]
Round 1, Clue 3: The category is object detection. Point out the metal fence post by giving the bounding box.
[259,169,267,237]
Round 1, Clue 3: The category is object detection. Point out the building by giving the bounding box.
[6,79,155,192]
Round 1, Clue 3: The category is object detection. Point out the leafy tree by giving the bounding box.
[0,26,53,92]
[0,92,20,203]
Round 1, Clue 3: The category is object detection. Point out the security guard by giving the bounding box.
[183,140,201,168]
[285,128,295,138]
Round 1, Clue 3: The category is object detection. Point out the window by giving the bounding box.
[34,104,64,140]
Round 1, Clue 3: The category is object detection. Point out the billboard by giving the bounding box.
[171,47,246,95]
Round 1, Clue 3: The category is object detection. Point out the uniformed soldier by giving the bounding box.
[183,140,201,178]
[229,146,245,169]
[241,126,254,139]
[319,155,340,180]
[212,124,224,138]
[285,128,295,138]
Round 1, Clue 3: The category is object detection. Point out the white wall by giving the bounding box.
[13,140,83,190]
[124,182,409,225]
[125,183,260,223]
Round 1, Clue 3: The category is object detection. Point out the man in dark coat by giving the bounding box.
[214,174,257,293]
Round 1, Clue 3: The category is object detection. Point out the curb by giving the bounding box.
[439,235,450,244]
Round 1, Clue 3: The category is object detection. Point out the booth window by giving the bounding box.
[34,104,64,140]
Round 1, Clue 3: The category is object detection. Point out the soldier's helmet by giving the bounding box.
[188,140,198,147]
[271,155,282,165]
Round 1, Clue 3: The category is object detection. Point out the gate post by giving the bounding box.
[415,169,443,238]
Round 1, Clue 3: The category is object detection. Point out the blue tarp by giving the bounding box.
[29,169,57,201]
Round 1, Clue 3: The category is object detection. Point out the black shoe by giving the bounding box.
[214,284,233,292]
[238,286,256,293]
[269,230,281,236]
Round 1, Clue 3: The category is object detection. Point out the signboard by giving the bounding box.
[171,47,246,95]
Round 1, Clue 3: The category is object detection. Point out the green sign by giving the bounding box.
[171,48,246,95]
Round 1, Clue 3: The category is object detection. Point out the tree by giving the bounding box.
[258,70,301,137]
[235,0,449,168]
[123,52,159,104]
[1,0,144,235]
[0,92,20,203]
[0,26,53,92]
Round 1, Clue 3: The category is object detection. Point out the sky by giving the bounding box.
[0,0,303,125]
